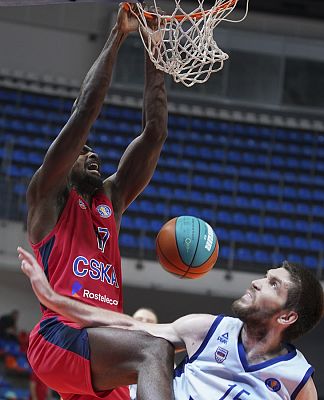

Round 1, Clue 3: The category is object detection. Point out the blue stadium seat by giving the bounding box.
[142,185,158,197]
[263,216,279,230]
[229,229,245,242]
[170,204,185,216]
[236,247,254,262]
[121,215,133,229]
[233,212,248,226]
[250,198,264,210]
[150,219,163,232]
[253,182,267,196]
[215,227,229,242]
[190,190,202,202]
[139,236,155,250]
[186,206,200,217]
[119,233,137,248]
[220,245,231,259]
[198,147,214,160]
[279,218,295,231]
[313,189,324,202]
[309,238,322,252]
[293,236,309,251]
[295,203,310,215]
[216,194,232,207]
[201,208,215,222]
[310,221,324,234]
[278,235,293,248]
[248,214,262,227]
[134,217,150,231]
[235,196,250,209]
[12,150,27,163]
[261,233,277,247]
[13,183,27,196]
[222,179,236,192]
[287,253,302,265]
[217,210,232,224]
[297,188,312,201]
[295,219,309,233]
[173,188,187,200]
[281,202,295,214]
[254,249,271,264]
[303,255,319,270]
[192,175,208,188]
[157,186,173,198]
[237,181,253,194]
[101,163,115,175]
[282,186,297,199]
[271,252,285,265]
[312,204,324,216]
[245,231,259,244]
[207,177,220,191]
[265,199,280,212]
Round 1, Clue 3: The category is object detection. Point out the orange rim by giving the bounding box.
[123,0,237,22]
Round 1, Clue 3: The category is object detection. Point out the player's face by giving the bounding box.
[232,267,292,323]
[70,145,103,190]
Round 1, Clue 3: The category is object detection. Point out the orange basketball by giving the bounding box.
[156,216,219,279]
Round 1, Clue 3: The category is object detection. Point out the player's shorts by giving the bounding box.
[28,317,129,400]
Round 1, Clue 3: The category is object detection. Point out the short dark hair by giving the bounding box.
[282,261,323,342]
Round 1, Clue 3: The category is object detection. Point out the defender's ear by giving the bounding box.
[277,311,298,326]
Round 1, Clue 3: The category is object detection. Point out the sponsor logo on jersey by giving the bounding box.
[97,204,112,218]
[71,281,83,297]
[73,255,119,288]
[215,346,228,363]
[83,289,119,306]
[217,332,229,344]
[79,199,87,210]
[265,378,281,392]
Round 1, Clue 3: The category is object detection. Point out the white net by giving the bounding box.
[129,0,248,87]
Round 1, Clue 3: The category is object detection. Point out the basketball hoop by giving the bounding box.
[125,0,249,87]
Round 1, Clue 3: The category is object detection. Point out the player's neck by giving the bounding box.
[241,325,287,364]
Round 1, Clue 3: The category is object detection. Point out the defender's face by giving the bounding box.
[233,267,292,321]
[70,145,102,188]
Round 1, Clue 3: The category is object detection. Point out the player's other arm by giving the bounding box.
[18,247,214,352]
[295,377,318,400]
[106,52,168,221]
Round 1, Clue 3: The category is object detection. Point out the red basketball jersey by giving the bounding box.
[31,188,123,324]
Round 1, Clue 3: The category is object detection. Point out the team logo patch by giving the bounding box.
[79,199,87,210]
[265,378,281,392]
[72,281,83,297]
[215,346,228,363]
[97,205,112,218]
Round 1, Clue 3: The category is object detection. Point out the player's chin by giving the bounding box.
[86,172,103,189]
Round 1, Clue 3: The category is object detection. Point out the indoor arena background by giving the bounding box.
[0,0,323,398]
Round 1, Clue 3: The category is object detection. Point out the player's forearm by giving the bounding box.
[73,26,127,120]
[143,53,168,139]
[43,289,135,328]
[38,25,128,182]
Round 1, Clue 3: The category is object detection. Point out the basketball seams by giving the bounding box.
[156,238,187,278]
[184,217,201,278]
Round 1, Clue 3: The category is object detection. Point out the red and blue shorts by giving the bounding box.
[28,317,129,400]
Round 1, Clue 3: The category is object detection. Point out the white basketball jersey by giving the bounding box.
[173,315,314,400]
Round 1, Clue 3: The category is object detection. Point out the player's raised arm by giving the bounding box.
[27,5,138,243]
[106,43,168,221]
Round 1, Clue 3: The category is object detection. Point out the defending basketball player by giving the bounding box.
[18,246,323,400]
[25,4,174,400]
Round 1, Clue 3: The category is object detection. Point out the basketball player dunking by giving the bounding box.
[19,248,323,400]
[26,5,173,400]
